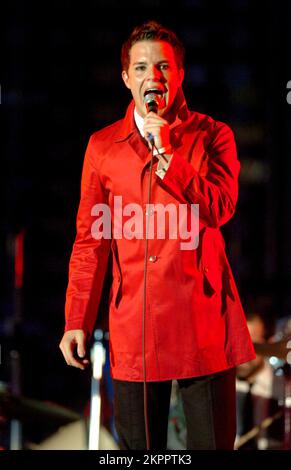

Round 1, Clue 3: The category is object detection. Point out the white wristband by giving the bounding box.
[153,145,172,156]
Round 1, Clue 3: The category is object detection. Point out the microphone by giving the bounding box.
[144,92,162,114]
[144,92,162,145]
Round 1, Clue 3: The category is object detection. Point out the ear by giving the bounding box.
[122,70,131,90]
[178,68,185,87]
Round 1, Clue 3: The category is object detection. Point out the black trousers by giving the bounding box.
[113,367,236,450]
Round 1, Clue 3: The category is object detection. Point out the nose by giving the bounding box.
[146,64,162,81]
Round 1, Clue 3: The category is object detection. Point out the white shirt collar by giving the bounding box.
[134,108,145,138]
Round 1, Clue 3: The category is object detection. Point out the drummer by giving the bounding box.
[236,308,283,449]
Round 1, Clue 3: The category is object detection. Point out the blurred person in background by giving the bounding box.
[236,307,284,449]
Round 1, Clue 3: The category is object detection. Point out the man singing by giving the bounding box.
[59,21,255,450]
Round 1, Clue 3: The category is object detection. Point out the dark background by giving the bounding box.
[1,0,291,447]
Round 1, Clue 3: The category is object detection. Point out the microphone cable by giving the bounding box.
[142,93,163,450]
[142,136,155,451]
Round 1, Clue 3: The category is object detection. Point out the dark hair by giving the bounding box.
[121,20,185,72]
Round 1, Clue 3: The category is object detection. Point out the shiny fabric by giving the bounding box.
[64,96,255,381]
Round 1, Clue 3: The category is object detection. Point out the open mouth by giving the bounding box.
[144,88,165,97]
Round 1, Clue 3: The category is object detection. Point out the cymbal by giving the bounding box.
[28,421,119,450]
[0,385,81,424]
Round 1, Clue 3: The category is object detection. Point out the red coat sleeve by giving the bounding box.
[161,122,240,228]
[65,135,111,336]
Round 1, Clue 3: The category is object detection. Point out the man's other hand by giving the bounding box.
[59,329,90,370]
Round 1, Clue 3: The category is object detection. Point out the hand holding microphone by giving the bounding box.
[143,92,171,152]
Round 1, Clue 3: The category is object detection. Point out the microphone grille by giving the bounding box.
[144,93,162,112]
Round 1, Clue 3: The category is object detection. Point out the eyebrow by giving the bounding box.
[132,60,170,66]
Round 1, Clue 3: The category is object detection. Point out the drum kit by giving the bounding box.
[0,383,118,450]
[0,330,118,450]
[0,381,118,450]
[235,328,291,450]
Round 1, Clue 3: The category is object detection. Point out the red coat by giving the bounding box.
[65,97,255,381]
